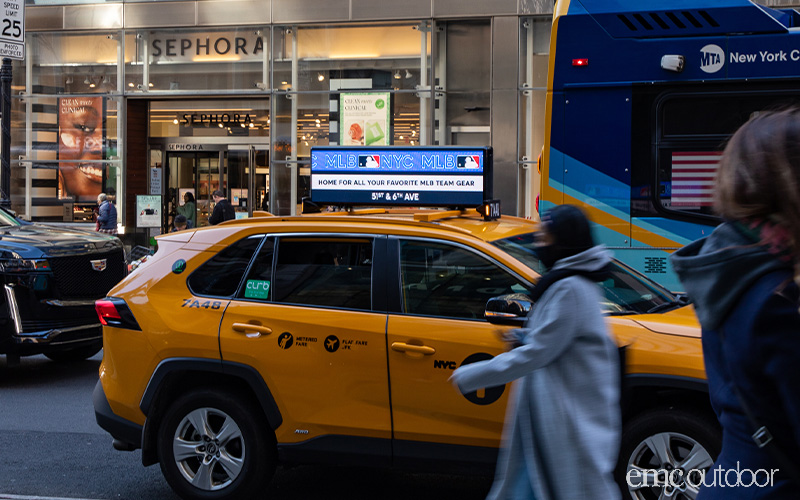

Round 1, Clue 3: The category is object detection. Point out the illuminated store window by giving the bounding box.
[10,96,122,222]
[29,32,120,95]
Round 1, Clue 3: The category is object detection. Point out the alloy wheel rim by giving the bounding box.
[172,407,245,491]
[626,431,713,500]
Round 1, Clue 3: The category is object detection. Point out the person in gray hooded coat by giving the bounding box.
[450,204,621,500]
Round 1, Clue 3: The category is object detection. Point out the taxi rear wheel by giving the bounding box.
[157,387,277,500]
[617,409,721,500]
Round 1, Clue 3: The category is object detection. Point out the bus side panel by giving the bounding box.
[541,93,566,214]
[560,87,631,248]
[628,218,716,292]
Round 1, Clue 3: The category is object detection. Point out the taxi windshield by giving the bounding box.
[492,232,679,315]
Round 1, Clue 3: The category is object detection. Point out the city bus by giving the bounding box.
[540,0,800,290]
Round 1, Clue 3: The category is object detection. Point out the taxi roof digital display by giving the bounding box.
[310,146,493,207]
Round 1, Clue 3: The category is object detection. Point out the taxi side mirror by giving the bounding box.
[484,293,532,326]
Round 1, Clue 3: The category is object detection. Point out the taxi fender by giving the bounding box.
[139,357,283,466]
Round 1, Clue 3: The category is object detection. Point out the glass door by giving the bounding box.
[227,145,269,217]
[167,151,221,229]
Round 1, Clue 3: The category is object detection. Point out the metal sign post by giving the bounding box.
[0,0,25,208]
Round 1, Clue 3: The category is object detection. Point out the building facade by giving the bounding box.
[10,0,788,246]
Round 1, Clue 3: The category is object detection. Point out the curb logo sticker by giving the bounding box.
[700,44,724,74]
[324,335,340,352]
[278,332,294,350]
[460,353,506,406]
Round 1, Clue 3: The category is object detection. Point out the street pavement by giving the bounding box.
[0,353,492,500]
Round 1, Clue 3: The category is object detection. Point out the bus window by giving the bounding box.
[651,90,800,219]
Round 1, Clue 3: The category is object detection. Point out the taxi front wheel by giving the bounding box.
[157,387,277,500]
[616,409,721,500]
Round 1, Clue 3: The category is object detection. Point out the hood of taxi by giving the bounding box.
[629,305,701,339]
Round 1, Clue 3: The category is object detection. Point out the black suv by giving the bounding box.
[0,207,126,363]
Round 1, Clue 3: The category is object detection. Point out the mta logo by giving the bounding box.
[700,44,724,74]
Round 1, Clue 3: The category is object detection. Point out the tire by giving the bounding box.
[157,387,277,500]
[44,345,102,362]
[617,409,721,500]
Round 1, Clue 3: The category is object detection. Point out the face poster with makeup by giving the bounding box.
[58,97,105,201]
[340,93,390,146]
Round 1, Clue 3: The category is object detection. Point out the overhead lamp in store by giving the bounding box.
[173,118,179,125]
[84,76,91,85]
[128,82,135,88]
[89,79,96,88]
[317,72,325,82]
[394,70,401,79]
[405,69,413,79]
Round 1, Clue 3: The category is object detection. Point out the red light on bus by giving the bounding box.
[572,58,589,67]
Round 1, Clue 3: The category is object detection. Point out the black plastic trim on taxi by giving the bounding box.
[393,439,497,474]
[625,374,708,393]
[277,435,495,474]
[278,435,392,468]
[371,237,389,312]
[93,380,143,450]
[139,358,283,429]
[385,237,402,313]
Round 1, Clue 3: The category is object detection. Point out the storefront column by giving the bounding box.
[290,26,298,215]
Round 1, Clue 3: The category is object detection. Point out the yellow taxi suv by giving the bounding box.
[93,147,718,500]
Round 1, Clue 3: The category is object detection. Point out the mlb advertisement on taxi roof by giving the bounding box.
[310,146,493,207]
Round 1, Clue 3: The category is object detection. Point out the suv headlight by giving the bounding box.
[0,258,51,272]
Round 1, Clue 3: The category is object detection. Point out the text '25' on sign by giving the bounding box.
[0,0,24,61]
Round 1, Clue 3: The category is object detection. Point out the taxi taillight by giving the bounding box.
[95,298,141,330]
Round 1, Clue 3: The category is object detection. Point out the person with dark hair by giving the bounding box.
[170,214,193,232]
[450,204,621,500]
[208,189,235,225]
[177,191,196,228]
[671,108,800,498]
[95,192,117,235]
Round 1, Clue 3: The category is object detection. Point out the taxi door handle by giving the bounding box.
[232,323,273,338]
[391,342,436,355]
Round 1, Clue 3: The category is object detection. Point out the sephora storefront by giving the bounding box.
[12,0,555,247]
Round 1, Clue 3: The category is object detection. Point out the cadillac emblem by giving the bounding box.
[91,259,108,272]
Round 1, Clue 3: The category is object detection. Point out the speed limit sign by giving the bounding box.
[0,0,24,60]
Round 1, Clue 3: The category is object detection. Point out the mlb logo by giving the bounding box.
[358,155,380,168]
[457,155,480,169]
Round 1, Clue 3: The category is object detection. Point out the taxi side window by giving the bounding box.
[272,237,373,310]
[188,235,264,297]
[238,237,276,300]
[400,240,525,320]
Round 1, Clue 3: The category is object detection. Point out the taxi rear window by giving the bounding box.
[187,235,264,297]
